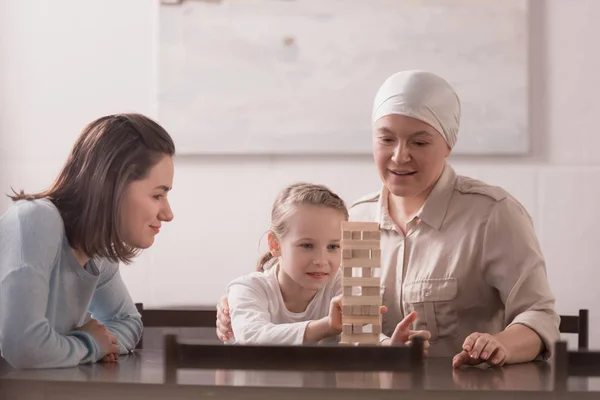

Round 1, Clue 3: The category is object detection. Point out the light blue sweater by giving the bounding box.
[0,199,143,369]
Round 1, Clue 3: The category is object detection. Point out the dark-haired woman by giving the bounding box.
[0,113,175,369]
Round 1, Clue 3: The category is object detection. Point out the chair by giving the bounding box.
[163,334,424,385]
[553,340,600,391]
[558,309,589,350]
[135,302,217,349]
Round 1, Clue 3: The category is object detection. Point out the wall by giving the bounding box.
[1,0,598,348]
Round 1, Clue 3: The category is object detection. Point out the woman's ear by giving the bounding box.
[267,231,281,257]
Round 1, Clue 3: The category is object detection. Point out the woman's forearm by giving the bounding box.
[495,323,543,364]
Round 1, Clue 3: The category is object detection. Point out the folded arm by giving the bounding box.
[88,261,142,354]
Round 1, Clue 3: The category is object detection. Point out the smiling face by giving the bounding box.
[119,155,175,249]
[372,114,451,199]
[269,204,345,292]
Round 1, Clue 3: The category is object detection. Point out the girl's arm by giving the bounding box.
[227,281,338,345]
[304,295,342,343]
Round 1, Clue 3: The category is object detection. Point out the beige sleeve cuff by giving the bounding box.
[507,310,560,360]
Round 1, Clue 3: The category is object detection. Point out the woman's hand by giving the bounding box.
[382,311,431,355]
[100,353,119,363]
[75,319,120,361]
[453,332,508,368]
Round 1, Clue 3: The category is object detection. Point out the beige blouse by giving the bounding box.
[349,163,560,358]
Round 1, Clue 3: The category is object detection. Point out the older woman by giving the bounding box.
[217,70,559,368]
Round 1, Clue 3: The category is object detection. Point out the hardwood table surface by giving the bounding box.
[0,349,598,400]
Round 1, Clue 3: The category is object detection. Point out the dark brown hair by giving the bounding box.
[8,113,175,264]
[256,182,349,272]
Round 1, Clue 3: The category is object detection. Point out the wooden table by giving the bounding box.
[1,350,598,400]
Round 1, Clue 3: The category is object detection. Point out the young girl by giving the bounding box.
[226,183,427,347]
[226,183,348,344]
[0,113,175,369]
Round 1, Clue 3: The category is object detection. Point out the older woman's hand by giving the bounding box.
[382,311,431,356]
[453,332,508,368]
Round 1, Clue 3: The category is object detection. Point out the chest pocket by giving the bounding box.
[403,278,458,342]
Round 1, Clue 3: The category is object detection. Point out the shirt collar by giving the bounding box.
[377,162,457,231]
[418,162,457,230]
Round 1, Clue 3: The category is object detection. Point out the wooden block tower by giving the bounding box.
[340,221,382,345]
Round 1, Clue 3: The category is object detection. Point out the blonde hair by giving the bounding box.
[256,182,349,272]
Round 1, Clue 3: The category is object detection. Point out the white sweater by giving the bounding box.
[226,263,341,345]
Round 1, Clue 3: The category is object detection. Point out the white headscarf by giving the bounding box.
[372,70,461,148]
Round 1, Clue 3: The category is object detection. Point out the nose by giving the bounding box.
[312,248,328,267]
[392,142,411,164]
[159,199,174,222]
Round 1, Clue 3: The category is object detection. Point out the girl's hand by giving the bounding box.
[328,295,343,335]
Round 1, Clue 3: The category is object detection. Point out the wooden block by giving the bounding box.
[343,267,353,277]
[341,221,380,231]
[372,324,382,334]
[371,249,381,259]
[362,305,372,315]
[344,295,382,306]
[369,305,379,316]
[362,268,372,277]
[362,287,380,296]
[342,277,380,287]
[341,257,380,268]
[341,240,380,250]
[352,324,363,334]
[343,249,353,259]
[340,333,380,344]
[351,231,361,240]
[342,324,352,335]
[343,286,353,295]
[352,249,370,258]
[342,315,380,325]
[362,231,381,240]
[342,230,352,240]
[342,306,352,315]
[352,305,362,315]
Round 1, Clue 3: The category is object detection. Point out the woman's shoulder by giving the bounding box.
[0,199,65,271]
[349,190,381,209]
[454,175,510,203]
[348,190,381,221]
[0,198,64,236]
[453,175,531,219]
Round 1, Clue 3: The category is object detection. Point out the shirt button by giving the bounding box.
[425,291,431,297]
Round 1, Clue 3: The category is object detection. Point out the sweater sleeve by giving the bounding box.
[0,201,98,369]
[88,260,143,354]
[226,277,309,345]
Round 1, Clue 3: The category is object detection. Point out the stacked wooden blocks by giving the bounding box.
[340,221,382,345]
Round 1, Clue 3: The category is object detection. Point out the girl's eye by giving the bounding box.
[413,141,429,147]
[328,244,340,250]
[300,243,313,249]
[153,195,163,200]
